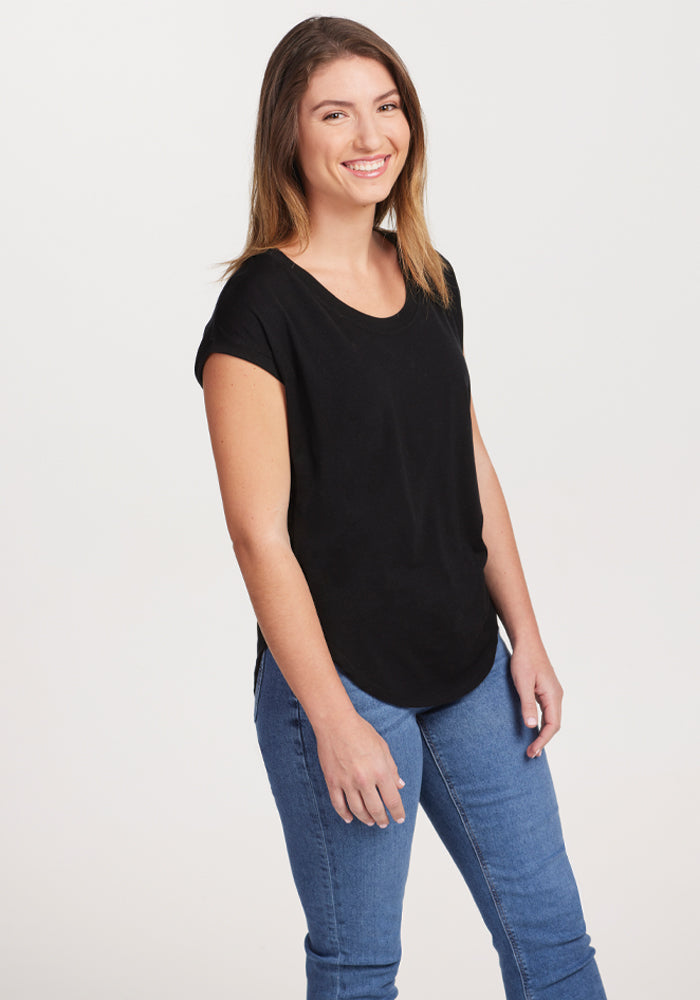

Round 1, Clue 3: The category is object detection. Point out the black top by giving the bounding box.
[194,233,498,707]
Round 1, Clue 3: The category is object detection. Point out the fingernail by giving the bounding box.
[344,817,353,823]
[398,778,405,788]
[527,716,537,727]
[396,817,405,824]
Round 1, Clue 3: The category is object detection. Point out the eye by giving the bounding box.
[323,111,346,121]
[379,102,399,112]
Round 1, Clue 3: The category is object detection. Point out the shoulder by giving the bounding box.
[429,248,463,346]
[435,248,458,285]
[214,250,289,322]
[194,251,290,388]
[432,249,461,316]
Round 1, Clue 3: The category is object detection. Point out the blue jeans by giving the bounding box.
[254,633,607,1000]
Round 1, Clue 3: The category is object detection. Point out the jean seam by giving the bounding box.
[418,719,533,1000]
[294,697,341,1000]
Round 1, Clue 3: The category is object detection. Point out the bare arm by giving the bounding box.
[202,352,405,825]
[470,396,563,757]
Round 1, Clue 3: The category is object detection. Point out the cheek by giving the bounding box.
[295,139,322,177]
[299,134,341,172]
[392,118,411,154]
[396,124,411,164]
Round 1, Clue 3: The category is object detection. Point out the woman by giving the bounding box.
[194,16,607,1000]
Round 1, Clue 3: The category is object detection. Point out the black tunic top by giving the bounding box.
[194,235,498,707]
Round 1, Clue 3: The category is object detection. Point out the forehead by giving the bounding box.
[301,55,397,105]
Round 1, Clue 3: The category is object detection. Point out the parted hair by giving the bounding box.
[219,15,452,309]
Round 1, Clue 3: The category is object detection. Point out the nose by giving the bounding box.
[351,110,384,153]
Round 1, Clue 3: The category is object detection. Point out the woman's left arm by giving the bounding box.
[470,396,563,758]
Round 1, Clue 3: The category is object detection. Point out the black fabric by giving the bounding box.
[194,233,498,707]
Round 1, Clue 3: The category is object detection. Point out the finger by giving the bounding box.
[527,720,558,757]
[376,778,406,825]
[391,760,405,789]
[328,787,354,823]
[526,702,562,758]
[360,786,391,828]
[344,788,376,826]
[512,673,539,729]
[390,758,406,795]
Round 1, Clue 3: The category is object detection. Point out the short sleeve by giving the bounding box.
[193,255,286,387]
[194,313,283,387]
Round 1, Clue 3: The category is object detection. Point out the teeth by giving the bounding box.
[344,157,386,172]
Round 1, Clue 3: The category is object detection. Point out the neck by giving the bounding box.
[289,199,385,272]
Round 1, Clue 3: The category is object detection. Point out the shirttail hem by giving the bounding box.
[331,612,500,710]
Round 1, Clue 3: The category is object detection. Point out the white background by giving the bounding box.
[3,2,698,997]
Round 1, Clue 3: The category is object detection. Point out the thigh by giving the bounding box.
[417,634,606,1000]
[254,647,424,998]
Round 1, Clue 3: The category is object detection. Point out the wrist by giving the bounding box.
[504,620,543,653]
[304,686,359,733]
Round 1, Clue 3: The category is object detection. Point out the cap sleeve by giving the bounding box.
[194,313,283,387]
[193,257,284,387]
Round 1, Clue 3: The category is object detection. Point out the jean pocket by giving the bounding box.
[253,649,267,724]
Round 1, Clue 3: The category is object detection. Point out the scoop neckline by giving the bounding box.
[266,235,419,331]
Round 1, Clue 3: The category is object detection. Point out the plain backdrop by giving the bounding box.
[2,2,698,997]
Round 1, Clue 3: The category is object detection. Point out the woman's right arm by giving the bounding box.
[201,352,405,828]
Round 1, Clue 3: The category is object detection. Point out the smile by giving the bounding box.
[342,155,390,178]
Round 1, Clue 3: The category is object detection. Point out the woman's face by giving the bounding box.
[294,55,411,213]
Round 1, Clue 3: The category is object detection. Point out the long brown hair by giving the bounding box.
[219,16,452,309]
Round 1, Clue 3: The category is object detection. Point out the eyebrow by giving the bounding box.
[309,89,400,113]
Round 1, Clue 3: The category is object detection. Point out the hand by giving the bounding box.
[313,712,406,828]
[509,640,564,758]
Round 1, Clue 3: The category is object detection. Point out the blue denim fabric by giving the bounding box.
[254,633,606,1000]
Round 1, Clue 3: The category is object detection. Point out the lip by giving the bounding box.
[341,154,390,179]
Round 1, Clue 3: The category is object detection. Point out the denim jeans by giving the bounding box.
[254,632,607,1000]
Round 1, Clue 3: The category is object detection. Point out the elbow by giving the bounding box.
[229,522,291,564]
